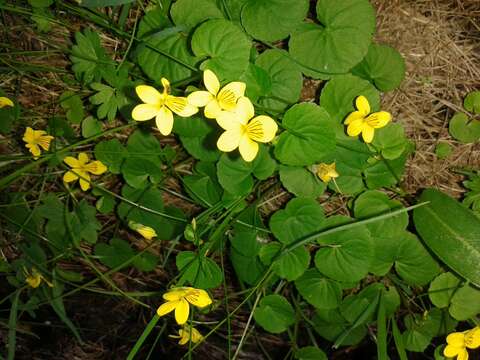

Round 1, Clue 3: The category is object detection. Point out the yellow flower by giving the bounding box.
[63,152,107,191]
[0,96,14,108]
[444,327,480,360]
[22,127,54,159]
[157,287,212,325]
[170,325,204,345]
[312,162,339,183]
[187,69,246,119]
[344,95,391,143]
[216,97,278,162]
[131,78,198,135]
[24,267,53,288]
[128,221,157,241]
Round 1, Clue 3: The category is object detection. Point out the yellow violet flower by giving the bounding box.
[157,287,212,325]
[444,327,480,360]
[344,95,392,143]
[128,221,157,241]
[216,97,278,162]
[22,127,54,159]
[131,78,198,136]
[63,152,107,191]
[169,326,204,345]
[312,162,339,183]
[24,267,53,288]
[187,69,246,119]
[0,96,14,108]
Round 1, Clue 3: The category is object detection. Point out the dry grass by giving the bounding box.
[374,0,480,197]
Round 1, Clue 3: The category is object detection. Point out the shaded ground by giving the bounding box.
[1,0,479,359]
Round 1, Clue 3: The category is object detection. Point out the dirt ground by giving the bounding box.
[1,0,479,359]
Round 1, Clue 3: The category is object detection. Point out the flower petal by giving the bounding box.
[444,344,462,358]
[185,289,212,308]
[85,160,107,175]
[174,298,190,325]
[135,85,162,104]
[217,130,241,152]
[239,135,259,162]
[23,127,35,143]
[178,329,189,345]
[216,110,243,130]
[187,91,214,107]
[466,327,480,349]
[346,118,365,137]
[161,78,171,94]
[28,144,41,158]
[0,96,14,108]
[366,111,391,129]
[163,288,190,301]
[78,152,89,165]
[344,111,364,125]
[247,115,277,143]
[361,125,375,143]
[203,69,220,95]
[458,349,469,360]
[447,332,466,347]
[37,135,53,151]
[79,176,91,191]
[235,97,254,124]
[155,107,174,136]
[217,82,246,111]
[63,171,79,183]
[166,96,198,117]
[356,95,370,115]
[204,99,222,119]
[157,300,178,317]
[132,104,160,121]
[63,156,80,168]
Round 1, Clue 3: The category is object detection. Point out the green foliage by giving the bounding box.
[449,91,480,143]
[176,251,223,289]
[81,116,103,138]
[94,238,158,271]
[60,91,84,124]
[253,294,295,333]
[435,142,453,159]
[279,166,326,198]
[80,0,135,7]
[463,171,480,215]
[464,91,480,114]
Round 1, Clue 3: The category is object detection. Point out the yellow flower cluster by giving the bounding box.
[444,326,480,360]
[131,70,277,162]
[22,127,54,159]
[63,152,107,191]
[157,286,212,346]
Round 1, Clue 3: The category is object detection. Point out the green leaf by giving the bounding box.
[170,0,223,28]
[217,146,276,196]
[95,238,135,268]
[137,27,198,84]
[137,6,171,38]
[464,91,480,114]
[463,172,480,215]
[176,251,223,289]
[448,283,480,320]
[183,162,222,207]
[59,91,84,124]
[269,197,325,245]
[122,157,162,189]
[94,191,116,214]
[133,252,158,272]
[241,0,308,42]
[255,49,303,113]
[449,112,480,143]
[117,185,184,240]
[295,268,342,309]
[314,215,373,282]
[289,0,375,75]
[428,272,461,308]
[70,28,114,84]
[352,44,406,92]
[312,309,367,346]
[80,0,135,7]
[364,151,408,189]
[274,103,335,166]
[340,283,383,324]
[90,80,129,122]
[29,0,54,7]
[175,117,221,161]
[279,166,326,198]
[320,74,380,138]
[94,138,126,174]
[402,309,449,352]
[435,142,453,159]
[253,295,295,334]
[81,116,103,138]
[259,242,309,281]
[126,129,162,165]
[239,63,272,103]
[295,346,327,360]
[191,19,251,81]
[230,248,266,285]
[413,188,480,287]
[67,199,101,245]
[371,123,408,160]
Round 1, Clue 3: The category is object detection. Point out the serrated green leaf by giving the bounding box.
[176,251,222,289]
[253,294,295,334]
[352,43,406,92]
[67,199,101,245]
[60,91,84,124]
[241,0,308,42]
[94,138,126,174]
[275,103,335,166]
[191,19,251,81]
